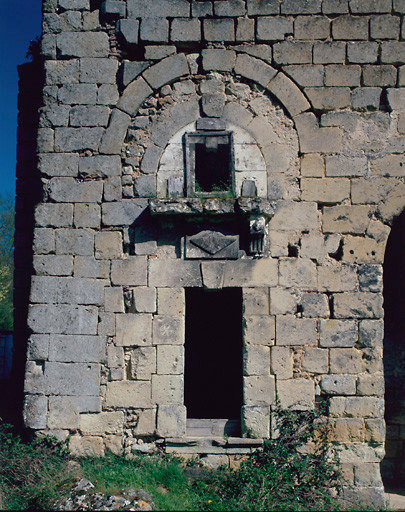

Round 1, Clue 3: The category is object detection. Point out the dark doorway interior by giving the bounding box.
[382,209,405,488]
[185,288,243,419]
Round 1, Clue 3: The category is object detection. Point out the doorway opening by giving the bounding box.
[382,209,405,489]
[185,288,243,425]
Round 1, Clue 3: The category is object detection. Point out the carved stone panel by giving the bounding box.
[185,230,239,259]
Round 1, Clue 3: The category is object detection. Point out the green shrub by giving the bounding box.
[193,408,342,511]
[0,424,73,510]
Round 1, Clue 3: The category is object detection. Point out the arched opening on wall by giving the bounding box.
[382,209,405,489]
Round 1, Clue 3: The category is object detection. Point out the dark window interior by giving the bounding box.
[195,141,231,192]
[185,288,243,419]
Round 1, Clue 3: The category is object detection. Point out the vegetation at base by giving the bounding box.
[0,423,73,510]
[0,407,342,511]
[0,194,15,331]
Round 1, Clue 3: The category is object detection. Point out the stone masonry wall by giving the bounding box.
[19,0,405,508]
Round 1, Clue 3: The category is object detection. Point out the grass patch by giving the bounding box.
[0,408,342,511]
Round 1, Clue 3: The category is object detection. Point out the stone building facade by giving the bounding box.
[18,0,405,508]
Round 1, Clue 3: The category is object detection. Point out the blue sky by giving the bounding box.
[0,0,42,198]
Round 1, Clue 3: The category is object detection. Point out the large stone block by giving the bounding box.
[243,288,269,315]
[358,319,383,348]
[235,54,277,88]
[320,320,357,348]
[30,276,105,306]
[266,72,310,117]
[48,178,103,203]
[153,316,185,345]
[69,435,104,457]
[357,375,384,396]
[363,65,397,86]
[257,16,293,41]
[80,58,118,84]
[330,348,365,374]
[301,293,329,318]
[321,375,357,395]
[74,204,101,229]
[203,18,235,42]
[157,405,186,437]
[270,346,293,379]
[244,316,275,346]
[99,108,131,154]
[105,381,152,408]
[157,288,185,315]
[74,256,110,279]
[149,260,202,287]
[38,152,79,177]
[244,375,276,406]
[131,347,156,380]
[95,232,122,260]
[243,344,270,375]
[318,263,358,292]
[70,106,110,127]
[279,258,317,290]
[127,0,190,17]
[241,406,270,438]
[202,49,236,72]
[48,396,80,429]
[23,395,48,429]
[323,205,370,234]
[25,361,100,396]
[35,203,73,228]
[80,411,124,435]
[33,255,73,278]
[334,292,383,319]
[247,0,279,15]
[313,42,346,63]
[276,316,317,346]
[102,199,148,226]
[301,347,328,373]
[48,335,105,363]
[111,257,147,286]
[273,41,313,64]
[116,314,152,346]
[57,32,109,57]
[157,345,184,375]
[306,87,351,110]
[270,201,318,230]
[27,304,98,335]
[277,379,315,410]
[171,18,201,42]
[223,259,278,287]
[152,375,184,404]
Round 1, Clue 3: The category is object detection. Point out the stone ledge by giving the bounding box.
[149,198,277,217]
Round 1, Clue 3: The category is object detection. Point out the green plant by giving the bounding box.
[0,423,73,510]
[0,194,14,330]
[192,407,342,511]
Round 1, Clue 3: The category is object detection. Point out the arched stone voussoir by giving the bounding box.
[234,53,277,88]
[142,53,190,90]
[99,108,131,155]
[266,72,311,118]
[117,76,153,116]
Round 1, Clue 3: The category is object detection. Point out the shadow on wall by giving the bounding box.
[382,208,405,488]
[9,60,43,428]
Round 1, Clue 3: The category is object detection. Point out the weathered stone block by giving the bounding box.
[381,41,405,64]
[301,348,328,373]
[332,15,369,40]
[48,178,103,203]
[357,375,384,396]
[116,314,152,346]
[80,411,124,435]
[295,16,330,39]
[320,320,357,348]
[33,229,55,255]
[273,41,312,64]
[55,127,103,151]
[279,258,317,290]
[97,84,119,105]
[99,108,131,154]
[102,199,148,226]
[140,17,169,43]
[242,406,270,438]
[35,203,73,228]
[323,205,370,234]
[73,204,100,230]
[157,345,184,375]
[39,152,79,178]
[28,304,98,335]
[244,375,276,406]
[143,54,189,90]
[223,259,278,288]
[202,49,236,72]
[267,72,310,117]
[270,346,293,379]
[157,405,186,437]
[171,18,201,42]
[243,344,270,375]
[351,87,381,110]
[27,335,50,361]
[284,64,324,87]
[132,287,156,313]
[358,319,383,348]
[23,395,48,429]
[247,0,279,15]
[277,379,315,410]
[301,178,350,204]
[80,58,118,84]
[300,154,324,177]
[57,32,109,58]
[306,87,351,110]
[48,335,105,363]
[334,293,383,319]
[358,265,383,292]
[70,105,110,127]
[69,435,104,457]
[105,381,152,408]
[107,345,124,368]
[152,375,184,404]
[55,228,94,256]
[243,288,269,315]
[236,17,255,42]
[157,288,185,316]
[131,347,156,380]
[321,375,357,395]
[95,232,122,260]
[256,16,293,41]
[203,18,235,42]
[74,256,110,279]
[313,42,346,63]
[301,293,329,318]
[111,257,147,286]
[244,316,275,346]
[45,59,79,85]
[276,316,317,346]
[270,288,297,315]
[153,316,185,345]
[330,348,365,374]
[363,65,397,86]
[270,201,318,230]
[48,396,81,429]
[149,260,202,287]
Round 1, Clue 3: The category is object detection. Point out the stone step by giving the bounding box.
[186,418,240,437]
[165,435,263,455]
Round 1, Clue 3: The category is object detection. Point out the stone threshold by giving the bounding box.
[164,436,263,455]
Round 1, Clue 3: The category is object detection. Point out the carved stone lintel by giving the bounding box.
[186,230,239,259]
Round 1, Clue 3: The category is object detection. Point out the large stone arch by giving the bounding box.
[99,52,343,157]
